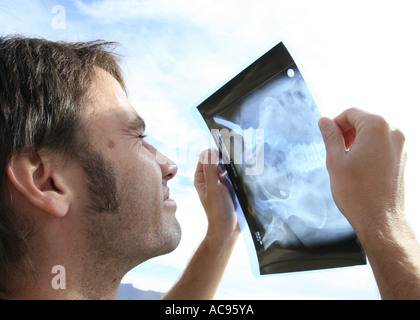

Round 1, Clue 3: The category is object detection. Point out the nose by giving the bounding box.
[145,141,178,180]
[156,149,178,181]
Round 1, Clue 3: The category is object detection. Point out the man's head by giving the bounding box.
[0,36,180,298]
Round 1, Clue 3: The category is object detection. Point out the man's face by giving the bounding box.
[78,68,181,268]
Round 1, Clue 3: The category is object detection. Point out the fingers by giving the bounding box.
[318,117,347,168]
[319,108,404,172]
[333,107,396,140]
[203,158,219,187]
[195,149,220,188]
[198,149,219,166]
[333,107,372,149]
[320,108,399,152]
[333,107,366,133]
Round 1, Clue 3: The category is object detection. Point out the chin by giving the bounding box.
[148,217,182,257]
[130,223,182,267]
[164,221,182,253]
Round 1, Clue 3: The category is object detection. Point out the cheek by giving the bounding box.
[116,151,181,257]
[110,142,166,222]
[119,152,163,212]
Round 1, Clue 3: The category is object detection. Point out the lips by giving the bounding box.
[163,186,170,201]
[162,180,176,211]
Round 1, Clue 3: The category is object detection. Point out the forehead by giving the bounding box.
[85,67,145,130]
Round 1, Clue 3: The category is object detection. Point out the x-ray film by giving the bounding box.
[194,42,366,276]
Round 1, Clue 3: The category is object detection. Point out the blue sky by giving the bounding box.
[1,0,420,299]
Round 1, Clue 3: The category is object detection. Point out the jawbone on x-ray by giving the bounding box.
[195,42,366,275]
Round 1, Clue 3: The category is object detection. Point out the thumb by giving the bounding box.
[199,149,220,186]
[203,161,220,187]
[318,117,346,163]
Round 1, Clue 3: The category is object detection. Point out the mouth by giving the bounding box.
[163,187,170,201]
[162,181,176,209]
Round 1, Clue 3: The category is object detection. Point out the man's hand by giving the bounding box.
[318,107,407,237]
[194,149,240,240]
[319,108,420,300]
[162,149,240,300]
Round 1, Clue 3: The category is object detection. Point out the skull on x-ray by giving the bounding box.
[218,71,354,250]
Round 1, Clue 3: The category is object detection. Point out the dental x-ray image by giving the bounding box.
[195,42,366,276]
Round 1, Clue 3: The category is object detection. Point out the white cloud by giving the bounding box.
[0,0,53,37]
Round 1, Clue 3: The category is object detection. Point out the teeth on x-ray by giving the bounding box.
[196,42,366,275]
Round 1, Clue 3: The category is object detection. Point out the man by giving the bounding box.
[0,36,239,299]
[1,36,419,300]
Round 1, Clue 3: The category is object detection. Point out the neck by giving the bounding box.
[5,246,127,300]
[4,206,139,299]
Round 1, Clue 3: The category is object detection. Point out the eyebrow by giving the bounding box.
[127,115,146,133]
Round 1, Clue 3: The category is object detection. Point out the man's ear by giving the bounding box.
[6,151,70,218]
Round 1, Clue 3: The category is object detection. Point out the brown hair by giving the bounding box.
[0,35,125,294]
